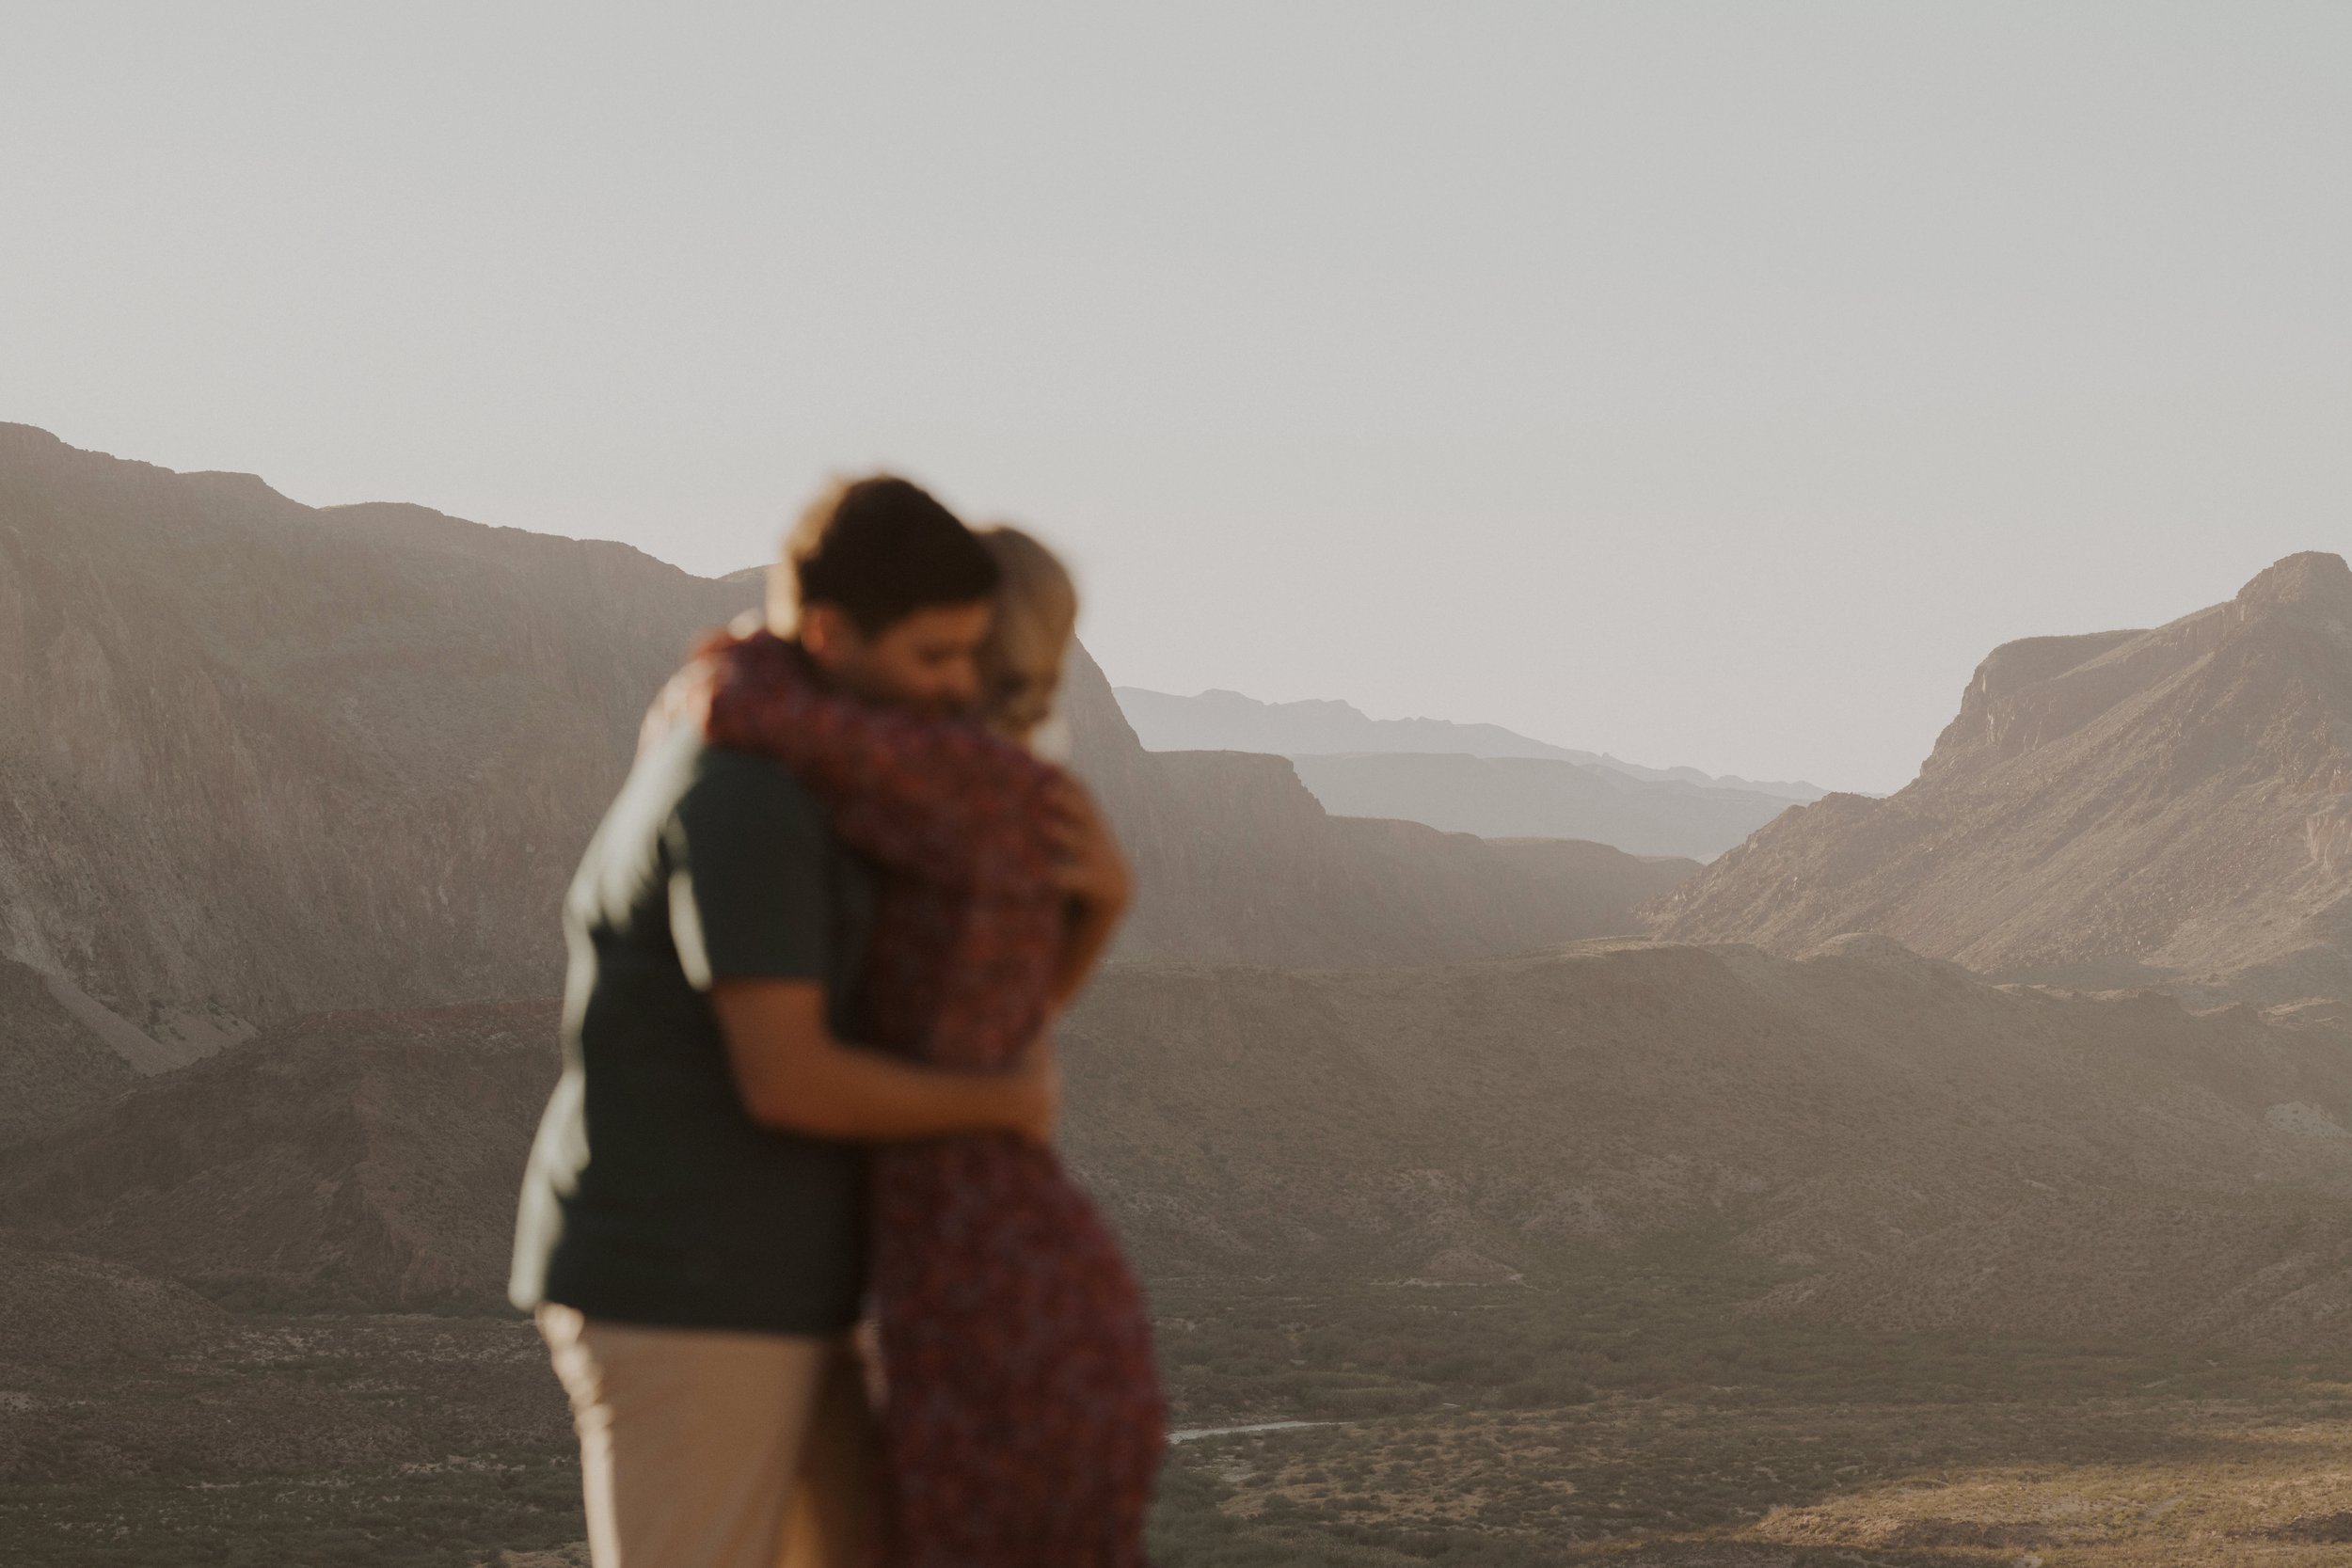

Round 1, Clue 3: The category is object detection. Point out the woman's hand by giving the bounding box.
[1042,777,1133,915]
[1004,1031,1063,1147]
[1041,777,1133,1015]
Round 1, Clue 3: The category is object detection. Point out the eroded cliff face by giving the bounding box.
[0,424,756,1044]
[1648,552,2352,1002]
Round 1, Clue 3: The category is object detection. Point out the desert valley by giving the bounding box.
[11,423,2352,1567]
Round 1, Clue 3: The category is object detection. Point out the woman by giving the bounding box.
[661,527,1164,1567]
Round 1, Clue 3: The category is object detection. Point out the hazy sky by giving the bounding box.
[7,4,2347,793]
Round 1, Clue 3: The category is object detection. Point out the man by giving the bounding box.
[510,476,1062,1567]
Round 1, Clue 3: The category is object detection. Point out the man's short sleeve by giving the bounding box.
[665,748,832,990]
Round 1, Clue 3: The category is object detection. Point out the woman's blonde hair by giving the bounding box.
[977,525,1077,740]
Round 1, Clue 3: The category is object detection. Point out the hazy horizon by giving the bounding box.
[7,3,2347,794]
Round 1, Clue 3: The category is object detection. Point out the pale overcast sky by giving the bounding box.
[6,4,2346,793]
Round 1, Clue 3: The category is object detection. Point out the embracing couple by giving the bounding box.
[509,478,1164,1566]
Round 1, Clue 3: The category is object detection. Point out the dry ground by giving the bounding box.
[1144,1271,2352,1566]
[9,1274,2352,1566]
[1158,1391,2352,1565]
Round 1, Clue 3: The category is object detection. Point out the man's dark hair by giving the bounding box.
[784,475,1000,635]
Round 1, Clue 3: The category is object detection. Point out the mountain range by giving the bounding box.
[1281,752,1799,862]
[0,424,1686,1137]
[1115,684,1827,799]
[1116,684,1821,859]
[1063,646,1694,960]
[11,425,2352,1414]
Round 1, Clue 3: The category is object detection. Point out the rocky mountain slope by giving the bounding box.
[0,421,753,1037]
[0,426,1681,1132]
[1059,937,2352,1350]
[0,1003,558,1310]
[1116,683,1825,801]
[1649,553,2352,1004]
[16,935,2352,1354]
[0,958,144,1145]
[1286,751,1794,860]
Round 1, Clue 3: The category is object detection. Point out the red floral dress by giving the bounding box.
[654,628,1164,1568]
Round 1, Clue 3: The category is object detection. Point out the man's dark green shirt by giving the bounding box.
[509,728,876,1334]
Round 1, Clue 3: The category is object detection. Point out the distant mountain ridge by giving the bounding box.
[1115,685,1827,801]
[1283,752,1796,862]
[1064,646,1698,961]
[1114,685,1814,859]
[1651,552,2352,1005]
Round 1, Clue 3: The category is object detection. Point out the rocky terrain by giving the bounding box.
[0,959,143,1146]
[1063,936,2352,1352]
[0,1003,559,1311]
[16,432,2352,1565]
[0,423,755,1033]
[13,932,2352,1357]
[12,438,2352,1357]
[1651,553,2352,1005]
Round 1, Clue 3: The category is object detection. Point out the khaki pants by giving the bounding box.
[537,1305,877,1568]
